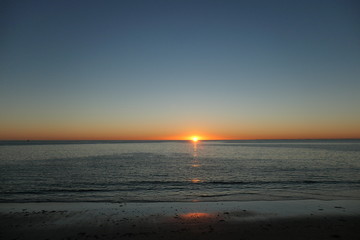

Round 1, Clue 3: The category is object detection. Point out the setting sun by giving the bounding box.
[192,136,199,142]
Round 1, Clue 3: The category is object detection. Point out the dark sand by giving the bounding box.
[1,200,359,240]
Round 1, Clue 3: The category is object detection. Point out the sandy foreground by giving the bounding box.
[1,200,360,240]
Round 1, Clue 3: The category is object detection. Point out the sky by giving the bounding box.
[1,0,360,140]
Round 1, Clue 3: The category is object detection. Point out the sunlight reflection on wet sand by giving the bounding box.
[179,212,214,220]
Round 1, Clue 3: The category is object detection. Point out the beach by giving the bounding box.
[1,200,360,240]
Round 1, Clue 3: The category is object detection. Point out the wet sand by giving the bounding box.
[1,200,359,240]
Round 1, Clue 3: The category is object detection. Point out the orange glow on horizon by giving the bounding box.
[1,127,359,141]
[1,134,359,141]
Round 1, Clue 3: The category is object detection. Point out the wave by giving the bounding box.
[3,180,359,195]
[2,179,359,201]
[120,180,360,185]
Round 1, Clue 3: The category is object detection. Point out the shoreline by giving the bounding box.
[1,200,359,239]
[1,199,360,215]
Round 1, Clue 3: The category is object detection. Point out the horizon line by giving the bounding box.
[1,138,360,141]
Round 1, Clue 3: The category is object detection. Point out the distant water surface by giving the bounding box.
[0,140,359,202]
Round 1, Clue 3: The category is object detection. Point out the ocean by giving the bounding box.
[0,140,359,203]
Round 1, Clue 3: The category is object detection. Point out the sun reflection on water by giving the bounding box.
[190,140,202,184]
[191,164,201,168]
[193,141,198,157]
[191,178,202,183]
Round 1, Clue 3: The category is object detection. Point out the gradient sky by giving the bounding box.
[1,0,360,140]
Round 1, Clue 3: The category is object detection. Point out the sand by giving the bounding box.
[1,200,360,240]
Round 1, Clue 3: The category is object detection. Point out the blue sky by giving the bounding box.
[1,0,359,139]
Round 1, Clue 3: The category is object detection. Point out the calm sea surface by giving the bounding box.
[0,140,359,202]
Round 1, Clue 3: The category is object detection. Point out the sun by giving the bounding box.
[192,136,199,142]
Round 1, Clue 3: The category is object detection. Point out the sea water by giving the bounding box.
[0,140,359,202]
